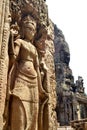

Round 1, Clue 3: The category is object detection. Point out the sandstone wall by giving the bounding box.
[0,0,57,130]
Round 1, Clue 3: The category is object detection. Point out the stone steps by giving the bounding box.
[58,126,74,130]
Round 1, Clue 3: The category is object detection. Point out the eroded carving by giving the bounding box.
[54,24,87,128]
[0,1,57,130]
[5,14,48,130]
[0,0,58,130]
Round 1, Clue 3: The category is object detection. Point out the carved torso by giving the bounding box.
[10,39,39,102]
[15,39,37,78]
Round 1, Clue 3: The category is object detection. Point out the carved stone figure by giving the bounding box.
[54,25,75,125]
[54,24,87,127]
[6,15,47,130]
[0,0,57,130]
[54,25,70,66]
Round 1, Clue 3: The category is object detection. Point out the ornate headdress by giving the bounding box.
[10,0,49,27]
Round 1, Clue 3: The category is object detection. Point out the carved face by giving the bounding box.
[22,15,36,41]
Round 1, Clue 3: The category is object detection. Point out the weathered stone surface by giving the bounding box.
[71,118,87,130]
[1,1,87,130]
[54,24,87,126]
[54,25,70,66]
[0,0,10,129]
[0,0,57,130]
[54,25,74,125]
[45,20,58,130]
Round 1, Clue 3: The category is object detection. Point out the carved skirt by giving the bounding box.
[10,71,39,130]
[12,73,39,102]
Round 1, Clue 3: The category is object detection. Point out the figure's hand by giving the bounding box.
[10,28,18,36]
[10,24,19,37]
[40,61,48,71]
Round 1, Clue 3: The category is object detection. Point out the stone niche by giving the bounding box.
[0,0,57,130]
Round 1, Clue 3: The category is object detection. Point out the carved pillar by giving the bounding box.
[64,96,68,124]
[72,94,78,120]
[77,103,81,120]
[0,0,10,129]
[45,20,58,130]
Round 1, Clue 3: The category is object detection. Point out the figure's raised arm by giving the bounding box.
[8,24,20,73]
[8,38,21,73]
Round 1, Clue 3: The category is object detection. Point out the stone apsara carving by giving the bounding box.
[7,14,48,130]
[0,0,57,130]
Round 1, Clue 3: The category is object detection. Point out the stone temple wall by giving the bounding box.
[0,0,10,129]
[0,0,57,130]
[54,24,87,126]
